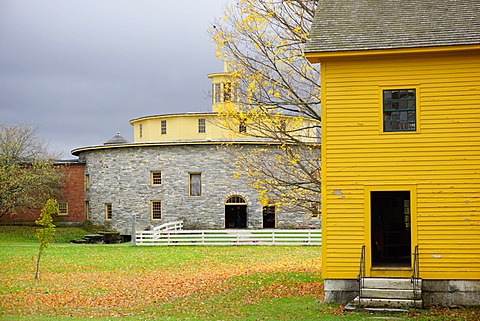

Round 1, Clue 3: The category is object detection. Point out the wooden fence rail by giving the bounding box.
[135,229,322,246]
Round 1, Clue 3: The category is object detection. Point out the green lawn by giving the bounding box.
[0,225,93,244]
[0,226,478,320]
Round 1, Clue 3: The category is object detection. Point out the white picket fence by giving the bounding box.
[153,220,184,232]
[135,228,322,246]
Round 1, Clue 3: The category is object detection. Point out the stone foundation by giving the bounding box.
[324,278,480,307]
[423,280,480,307]
[324,279,358,304]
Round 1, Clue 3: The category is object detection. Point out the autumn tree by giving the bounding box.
[0,124,63,219]
[35,199,57,279]
[210,0,321,214]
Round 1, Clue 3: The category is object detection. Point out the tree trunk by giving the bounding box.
[35,248,42,280]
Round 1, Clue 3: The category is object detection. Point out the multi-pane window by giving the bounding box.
[189,173,202,196]
[239,120,247,133]
[213,83,221,104]
[310,202,321,218]
[161,120,167,135]
[105,203,112,220]
[404,199,411,230]
[383,89,416,132]
[226,196,246,204]
[151,171,162,185]
[57,201,68,216]
[213,82,235,104]
[151,201,162,220]
[198,118,206,133]
[139,123,143,138]
[223,82,232,102]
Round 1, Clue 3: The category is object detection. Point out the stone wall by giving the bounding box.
[423,280,480,307]
[79,143,319,235]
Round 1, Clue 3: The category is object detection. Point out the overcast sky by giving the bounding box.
[0,0,227,159]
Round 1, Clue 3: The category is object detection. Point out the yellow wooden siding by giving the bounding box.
[132,115,229,142]
[131,114,319,144]
[322,51,480,280]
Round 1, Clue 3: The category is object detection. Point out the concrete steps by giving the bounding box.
[353,277,422,310]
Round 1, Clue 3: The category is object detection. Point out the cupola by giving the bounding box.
[104,132,129,145]
[207,61,237,112]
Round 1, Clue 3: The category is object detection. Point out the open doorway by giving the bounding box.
[371,191,411,267]
[262,205,276,228]
[225,196,247,228]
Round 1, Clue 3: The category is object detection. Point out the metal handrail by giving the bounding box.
[357,245,366,307]
[411,245,420,308]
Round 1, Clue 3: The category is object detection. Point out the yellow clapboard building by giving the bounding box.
[305,0,480,307]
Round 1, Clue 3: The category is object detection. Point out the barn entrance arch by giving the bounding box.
[225,195,247,229]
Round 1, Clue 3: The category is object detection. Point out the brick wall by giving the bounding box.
[55,163,85,223]
[0,162,85,225]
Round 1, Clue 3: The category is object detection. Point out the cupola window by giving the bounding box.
[161,120,167,135]
[198,118,206,133]
[223,82,232,102]
[213,83,221,104]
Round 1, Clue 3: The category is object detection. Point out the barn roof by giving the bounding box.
[304,0,480,54]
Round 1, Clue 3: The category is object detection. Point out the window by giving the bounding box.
[85,201,90,221]
[139,123,143,138]
[105,203,112,220]
[198,118,206,133]
[161,120,167,135]
[85,174,90,189]
[226,195,246,204]
[213,83,221,104]
[151,201,162,220]
[151,171,162,185]
[189,173,202,196]
[223,82,232,102]
[239,120,247,133]
[57,201,68,216]
[383,89,416,132]
[310,202,321,218]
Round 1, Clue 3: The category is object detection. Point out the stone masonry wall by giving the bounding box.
[80,144,319,235]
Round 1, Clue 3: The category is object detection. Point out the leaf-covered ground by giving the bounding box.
[1,245,327,320]
[1,244,479,320]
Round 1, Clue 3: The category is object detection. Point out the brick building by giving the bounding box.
[0,160,85,225]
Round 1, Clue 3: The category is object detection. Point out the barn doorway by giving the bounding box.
[262,205,276,228]
[225,196,247,229]
[371,191,411,267]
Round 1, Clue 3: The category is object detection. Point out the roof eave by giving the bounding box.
[305,44,480,63]
[129,112,217,125]
[71,140,282,156]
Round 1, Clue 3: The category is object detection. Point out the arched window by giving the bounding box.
[225,196,246,204]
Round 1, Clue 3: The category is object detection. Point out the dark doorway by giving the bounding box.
[225,205,247,228]
[371,191,411,267]
[262,206,276,228]
[225,196,248,229]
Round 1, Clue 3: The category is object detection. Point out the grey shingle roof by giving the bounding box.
[305,0,480,54]
[104,133,129,145]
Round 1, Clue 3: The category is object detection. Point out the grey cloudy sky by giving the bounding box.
[0,0,227,159]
